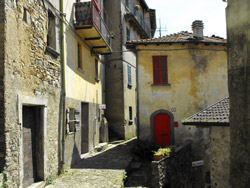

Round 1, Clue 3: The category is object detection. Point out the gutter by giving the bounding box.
[60,0,66,173]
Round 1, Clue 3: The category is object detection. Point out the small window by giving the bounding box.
[95,59,99,82]
[23,7,29,24]
[47,10,56,50]
[126,0,129,8]
[77,42,83,71]
[67,108,80,133]
[152,56,169,85]
[128,65,132,87]
[126,27,130,41]
[129,106,133,125]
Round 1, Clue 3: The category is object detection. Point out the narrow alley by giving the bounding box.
[45,138,137,188]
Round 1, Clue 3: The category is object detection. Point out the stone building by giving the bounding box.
[62,0,112,168]
[126,20,228,159]
[104,0,156,140]
[0,0,61,187]
[226,0,250,187]
[183,97,230,188]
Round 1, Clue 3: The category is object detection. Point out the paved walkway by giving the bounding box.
[45,138,136,188]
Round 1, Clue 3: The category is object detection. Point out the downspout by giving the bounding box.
[135,49,140,140]
[60,0,66,172]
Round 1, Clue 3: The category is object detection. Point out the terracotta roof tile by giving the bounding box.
[127,31,226,45]
[182,97,229,126]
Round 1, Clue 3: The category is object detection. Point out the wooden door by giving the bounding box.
[22,106,37,188]
[154,113,171,147]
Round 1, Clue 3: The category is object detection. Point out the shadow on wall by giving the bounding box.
[70,134,81,168]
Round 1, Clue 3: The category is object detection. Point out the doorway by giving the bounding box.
[154,113,171,147]
[22,106,44,188]
[81,103,89,154]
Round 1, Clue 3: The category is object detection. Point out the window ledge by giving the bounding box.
[151,83,171,86]
[46,46,60,58]
[77,67,85,74]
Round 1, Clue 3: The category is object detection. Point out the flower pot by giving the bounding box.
[153,154,164,161]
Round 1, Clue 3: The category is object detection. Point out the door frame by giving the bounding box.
[150,109,175,145]
[18,95,48,187]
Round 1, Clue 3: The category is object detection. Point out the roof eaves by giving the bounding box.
[182,121,230,127]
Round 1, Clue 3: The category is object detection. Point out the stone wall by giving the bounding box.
[0,0,5,173]
[210,126,230,188]
[227,0,250,187]
[151,141,193,188]
[4,0,61,187]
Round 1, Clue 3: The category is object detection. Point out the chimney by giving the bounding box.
[192,20,204,39]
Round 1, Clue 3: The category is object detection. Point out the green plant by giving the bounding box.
[1,170,8,188]
[45,174,57,185]
[154,147,173,158]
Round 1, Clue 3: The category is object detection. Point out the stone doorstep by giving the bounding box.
[27,181,45,188]
[94,142,108,152]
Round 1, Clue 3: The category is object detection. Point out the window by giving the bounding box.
[128,65,132,87]
[126,0,129,8]
[47,10,56,50]
[126,27,130,41]
[77,42,83,71]
[66,108,80,133]
[23,7,30,24]
[152,56,169,85]
[129,106,133,125]
[95,59,99,82]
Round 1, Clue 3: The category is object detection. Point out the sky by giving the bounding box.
[146,0,227,38]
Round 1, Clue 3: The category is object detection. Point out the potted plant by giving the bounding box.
[153,147,172,161]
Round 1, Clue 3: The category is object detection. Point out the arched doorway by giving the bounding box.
[150,109,174,147]
[154,113,171,147]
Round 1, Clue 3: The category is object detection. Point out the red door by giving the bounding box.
[154,113,171,147]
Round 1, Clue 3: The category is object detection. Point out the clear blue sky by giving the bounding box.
[146,0,227,38]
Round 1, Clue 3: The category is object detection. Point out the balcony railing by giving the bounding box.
[125,5,151,38]
[74,0,112,54]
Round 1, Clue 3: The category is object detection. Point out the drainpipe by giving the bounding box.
[135,49,140,141]
[60,0,66,173]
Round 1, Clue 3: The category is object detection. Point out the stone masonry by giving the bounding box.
[227,0,250,187]
[151,141,193,188]
[0,0,6,174]
[2,0,61,187]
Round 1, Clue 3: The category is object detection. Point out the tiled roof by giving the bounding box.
[182,97,229,126]
[127,31,226,45]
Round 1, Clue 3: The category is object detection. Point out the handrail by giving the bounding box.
[126,3,151,38]
[91,1,111,46]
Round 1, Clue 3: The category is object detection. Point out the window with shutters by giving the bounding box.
[128,65,132,87]
[152,56,169,85]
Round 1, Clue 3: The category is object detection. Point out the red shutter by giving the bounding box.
[161,56,168,84]
[153,56,161,84]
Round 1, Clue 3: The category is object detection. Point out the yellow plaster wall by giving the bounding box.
[137,43,228,144]
[64,30,103,105]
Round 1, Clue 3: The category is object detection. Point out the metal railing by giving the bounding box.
[74,0,112,48]
[126,3,151,38]
[91,1,111,47]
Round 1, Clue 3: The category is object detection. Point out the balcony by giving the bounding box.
[125,6,151,39]
[74,1,112,54]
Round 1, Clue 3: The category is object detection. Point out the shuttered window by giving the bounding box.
[128,65,132,86]
[153,56,168,84]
